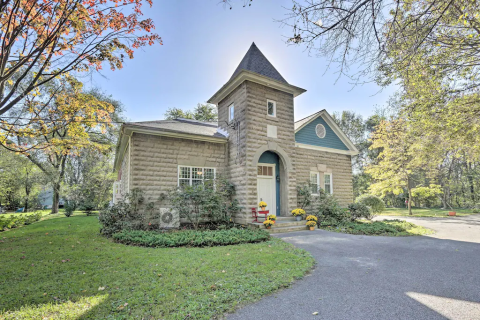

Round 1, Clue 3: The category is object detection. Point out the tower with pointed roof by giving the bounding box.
[208,43,306,220]
[113,42,357,228]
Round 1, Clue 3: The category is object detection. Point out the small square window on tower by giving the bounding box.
[228,103,234,122]
[267,100,276,117]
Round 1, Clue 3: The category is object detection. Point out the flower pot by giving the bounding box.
[448,211,456,216]
[260,207,266,211]
[265,226,271,229]
[296,216,302,221]
[309,227,315,231]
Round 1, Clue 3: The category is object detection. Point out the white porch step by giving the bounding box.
[248,218,308,233]
[266,225,309,234]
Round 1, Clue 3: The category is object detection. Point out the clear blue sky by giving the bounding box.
[88,1,395,122]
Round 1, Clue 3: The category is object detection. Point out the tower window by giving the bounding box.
[228,104,234,122]
[267,100,276,117]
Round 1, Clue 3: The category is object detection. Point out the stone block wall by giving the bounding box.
[129,133,227,202]
[295,147,354,207]
[217,82,249,219]
[244,81,297,220]
[118,142,130,199]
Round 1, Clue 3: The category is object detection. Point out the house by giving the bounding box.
[113,43,358,225]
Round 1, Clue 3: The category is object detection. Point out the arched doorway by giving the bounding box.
[257,151,281,216]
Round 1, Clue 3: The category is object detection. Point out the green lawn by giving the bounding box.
[0,213,314,319]
[379,207,478,217]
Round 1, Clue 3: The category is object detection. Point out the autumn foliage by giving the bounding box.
[0,0,161,115]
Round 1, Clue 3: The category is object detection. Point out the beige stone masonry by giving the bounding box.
[295,146,354,207]
[129,133,227,202]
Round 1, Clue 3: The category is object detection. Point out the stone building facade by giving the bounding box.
[113,43,358,225]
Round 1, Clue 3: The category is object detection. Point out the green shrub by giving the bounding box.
[348,203,372,221]
[64,201,76,217]
[313,190,350,225]
[112,228,270,248]
[473,208,480,213]
[321,219,433,236]
[98,189,150,237]
[160,178,241,230]
[0,212,42,231]
[356,194,385,217]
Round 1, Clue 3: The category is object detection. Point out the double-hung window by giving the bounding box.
[178,166,216,188]
[310,171,333,195]
[324,173,333,194]
[310,172,320,195]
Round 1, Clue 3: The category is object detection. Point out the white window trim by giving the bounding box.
[310,171,320,195]
[267,99,276,118]
[324,173,333,194]
[257,163,276,177]
[228,103,234,122]
[177,166,216,187]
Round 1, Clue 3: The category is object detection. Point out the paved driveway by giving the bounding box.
[228,215,480,320]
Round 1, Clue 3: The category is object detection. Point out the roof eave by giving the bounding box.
[113,124,129,173]
[114,124,228,172]
[208,70,306,105]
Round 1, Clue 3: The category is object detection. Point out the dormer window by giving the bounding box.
[267,100,276,117]
[228,103,234,122]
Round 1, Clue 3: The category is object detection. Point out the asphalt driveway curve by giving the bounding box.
[228,215,480,320]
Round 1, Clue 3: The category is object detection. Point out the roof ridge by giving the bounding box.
[230,42,288,84]
[175,118,218,127]
[294,109,325,123]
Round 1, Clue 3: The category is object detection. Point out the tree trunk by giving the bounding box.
[51,184,60,214]
[24,184,30,212]
[407,180,413,215]
[467,162,475,204]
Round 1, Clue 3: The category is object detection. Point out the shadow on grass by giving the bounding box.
[319,219,434,236]
[0,215,314,320]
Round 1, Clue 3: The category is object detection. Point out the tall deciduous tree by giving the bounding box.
[164,103,218,121]
[367,119,427,215]
[1,76,117,213]
[0,0,161,116]
[284,0,480,149]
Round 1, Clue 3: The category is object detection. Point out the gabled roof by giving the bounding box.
[294,110,323,131]
[294,110,359,155]
[125,118,226,139]
[114,118,227,172]
[230,42,288,84]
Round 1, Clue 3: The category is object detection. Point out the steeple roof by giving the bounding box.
[230,42,288,83]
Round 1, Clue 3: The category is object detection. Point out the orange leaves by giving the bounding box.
[1,1,160,116]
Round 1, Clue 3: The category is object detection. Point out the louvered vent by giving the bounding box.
[315,124,326,138]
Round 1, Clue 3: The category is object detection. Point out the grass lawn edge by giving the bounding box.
[0,215,315,320]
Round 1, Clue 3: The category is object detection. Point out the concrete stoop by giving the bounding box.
[248,216,308,234]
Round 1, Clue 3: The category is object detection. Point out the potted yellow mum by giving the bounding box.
[306,220,317,231]
[267,214,276,224]
[259,201,267,211]
[263,219,274,229]
[306,215,317,230]
[291,208,305,221]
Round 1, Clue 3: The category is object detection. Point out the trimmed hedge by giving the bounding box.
[0,212,42,231]
[112,228,270,248]
[320,219,434,236]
